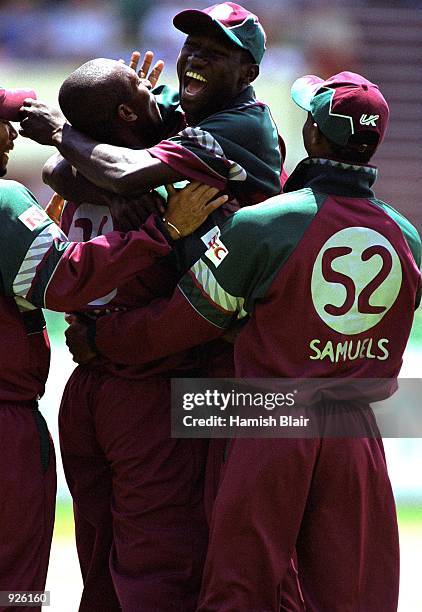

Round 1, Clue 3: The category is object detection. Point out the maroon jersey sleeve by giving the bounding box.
[95,286,222,365]
[18,215,173,312]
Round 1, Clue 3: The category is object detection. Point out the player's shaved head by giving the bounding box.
[59,59,136,143]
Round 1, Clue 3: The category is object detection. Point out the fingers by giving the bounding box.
[193,184,220,205]
[205,194,229,213]
[130,50,164,87]
[129,50,141,71]
[21,97,36,108]
[18,120,31,138]
[138,50,153,77]
[149,60,164,88]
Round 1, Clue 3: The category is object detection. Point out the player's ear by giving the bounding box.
[248,64,259,84]
[118,104,138,123]
[310,123,324,147]
[310,124,334,157]
[240,63,259,87]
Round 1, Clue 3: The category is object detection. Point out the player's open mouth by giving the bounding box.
[183,71,208,97]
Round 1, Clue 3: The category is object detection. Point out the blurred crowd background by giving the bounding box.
[2,0,421,230]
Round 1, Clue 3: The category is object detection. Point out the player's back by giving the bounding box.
[233,160,421,380]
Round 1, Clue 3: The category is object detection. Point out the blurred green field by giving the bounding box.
[409,307,422,349]
[397,504,422,531]
[53,497,422,541]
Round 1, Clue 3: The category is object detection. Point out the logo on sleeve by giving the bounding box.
[18,205,48,231]
[311,227,402,335]
[201,225,229,268]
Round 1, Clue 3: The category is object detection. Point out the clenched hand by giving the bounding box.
[19,99,66,146]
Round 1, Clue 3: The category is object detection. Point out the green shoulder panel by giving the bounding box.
[178,188,323,325]
[370,199,422,268]
[198,103,281,195]
[0,180,53,295]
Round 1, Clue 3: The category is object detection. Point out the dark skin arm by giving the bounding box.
[20,103,184,195]
[43,152,169,230]
[43,152,126,205]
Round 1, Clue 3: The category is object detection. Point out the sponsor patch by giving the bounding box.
[201,225,221,248]
[18,205,48,231]
[204,235,229,268]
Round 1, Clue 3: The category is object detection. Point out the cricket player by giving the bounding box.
[69,72,421,611]
[0,85,223,611]
[19,4,288,610]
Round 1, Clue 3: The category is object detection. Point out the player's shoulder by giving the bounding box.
[0,179,38,206]
[207,102,268,134]
[0,178,30,195]
[371,198,421,267]
[231,188,320,230]
[221,188,321,253]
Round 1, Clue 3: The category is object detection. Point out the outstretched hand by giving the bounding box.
[163,183,228,240]
[19,99,66,145]
[123,50,164,89]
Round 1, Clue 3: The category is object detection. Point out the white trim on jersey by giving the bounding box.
[13,223,67,299]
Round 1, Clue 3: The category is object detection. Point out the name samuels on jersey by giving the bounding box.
[309,337,389,362]
[309,227,402,364]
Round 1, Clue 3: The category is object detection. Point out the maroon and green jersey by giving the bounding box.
[94,158,421,383]
[57,84,287,377]
[0,179,173,402]
[149,84,285,204]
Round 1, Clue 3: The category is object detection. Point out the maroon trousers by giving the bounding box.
[0,403,56,612]
[59,366,209,612]
[199,420,399,610]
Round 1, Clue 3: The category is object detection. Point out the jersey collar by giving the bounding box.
[284,157,378,198]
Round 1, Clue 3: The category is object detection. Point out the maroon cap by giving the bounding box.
[291,71,389,148]
[0,87,37,121]
[174,2,266,64]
